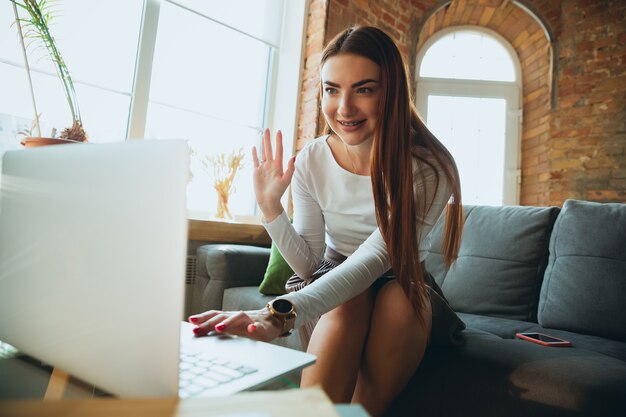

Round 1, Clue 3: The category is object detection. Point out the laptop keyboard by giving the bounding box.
[178,350,259,397]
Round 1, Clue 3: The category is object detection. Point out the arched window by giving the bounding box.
[416,27,522,206]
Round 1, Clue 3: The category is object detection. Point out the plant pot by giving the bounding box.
[20,137,80,148]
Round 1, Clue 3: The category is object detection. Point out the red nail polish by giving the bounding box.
[192,327,201,335]
[248,324,257,332]
[190,317,198,323]
[215,324,226,332]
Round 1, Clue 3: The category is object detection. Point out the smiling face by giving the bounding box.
[321,53,382,147]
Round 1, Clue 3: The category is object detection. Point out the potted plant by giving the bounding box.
[11,0,87,147]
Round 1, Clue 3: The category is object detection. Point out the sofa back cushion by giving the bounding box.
[426,205,559,322]
[538,199,626,341]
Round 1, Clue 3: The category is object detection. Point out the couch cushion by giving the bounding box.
[387,329,626,417]
[522,325,626,362]
[458,313,626,362]
[457,312,537,339]
[223,286,274,311]
[538,199,626,342]
[258,242,294,295]
[426,205,559,322]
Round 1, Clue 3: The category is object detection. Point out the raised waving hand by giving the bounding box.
[252,128,296,222]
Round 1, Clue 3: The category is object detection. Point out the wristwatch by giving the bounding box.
[267,299,297,337]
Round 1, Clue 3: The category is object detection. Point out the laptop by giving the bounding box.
[0,140,314,398]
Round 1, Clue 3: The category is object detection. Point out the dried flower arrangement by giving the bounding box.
[197,148,245,220]
[11,0,88,144]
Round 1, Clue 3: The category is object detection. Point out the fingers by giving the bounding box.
[256,128,290,172]
[189,309,282,342]
[246,320,277,342]
[193,311,256,338]
[252,145,260,168]
[189,311,230,336]
[214,311,254,335]
[188,310,220,325]
[284,155,296,184]
[262,128,272,163]
[275,130,283,163]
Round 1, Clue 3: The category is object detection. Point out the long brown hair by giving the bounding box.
[320,26,463,326]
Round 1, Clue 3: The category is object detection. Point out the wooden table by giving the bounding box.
[0,342,370,417]
[0,387,343,417]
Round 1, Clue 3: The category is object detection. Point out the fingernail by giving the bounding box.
[190,317,198,323]
[248,324,257,333]
[192,327,201,335]
[215,324,226,332]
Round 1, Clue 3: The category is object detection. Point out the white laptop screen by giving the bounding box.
[0,140,189,397]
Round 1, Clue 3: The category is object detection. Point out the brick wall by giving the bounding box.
[296,0,328,151]
[549,0,626,204]
[416,1,554,205]
[296,0,626,205]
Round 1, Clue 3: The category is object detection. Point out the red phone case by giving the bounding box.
[515,332,572,347]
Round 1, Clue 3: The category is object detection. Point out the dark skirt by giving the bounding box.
[286,247,465,348]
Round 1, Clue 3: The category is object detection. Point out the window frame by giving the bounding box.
[1,0,307,239]
[127,0,308,219]
[415,26,523,205]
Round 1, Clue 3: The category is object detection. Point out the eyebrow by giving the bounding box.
[323,79,379,88]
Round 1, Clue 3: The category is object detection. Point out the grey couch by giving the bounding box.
[190,199,626,416]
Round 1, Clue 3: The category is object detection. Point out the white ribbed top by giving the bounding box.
[264,136,452,327]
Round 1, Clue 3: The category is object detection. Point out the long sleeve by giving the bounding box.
[279,227,389,327]
[278,149,454,328]
[263,142,327,278]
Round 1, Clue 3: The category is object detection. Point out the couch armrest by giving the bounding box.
[190,244,270,314]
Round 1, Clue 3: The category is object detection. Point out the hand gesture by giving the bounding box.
[188,307,284,342]
[252,129,295,222]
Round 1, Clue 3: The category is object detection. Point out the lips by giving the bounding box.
[337,119,366,133]
[338,119,366,127]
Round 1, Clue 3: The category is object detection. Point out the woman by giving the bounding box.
[189,26,464,416]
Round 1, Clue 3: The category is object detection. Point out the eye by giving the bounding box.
[324,87,338,95]
[356,87,373,94]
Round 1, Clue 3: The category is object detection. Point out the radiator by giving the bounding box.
[184,255,197,318]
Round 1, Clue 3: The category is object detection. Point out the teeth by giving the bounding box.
[340,121,362,126]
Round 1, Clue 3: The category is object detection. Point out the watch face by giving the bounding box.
[273,299,293,314]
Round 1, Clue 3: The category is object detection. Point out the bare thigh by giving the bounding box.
[353,280,432,417]
[301,288,375,403]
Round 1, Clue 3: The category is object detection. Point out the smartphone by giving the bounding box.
[515,332,572,347]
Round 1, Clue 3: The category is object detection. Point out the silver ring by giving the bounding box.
[260,159,266,164]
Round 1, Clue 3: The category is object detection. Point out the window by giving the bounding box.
[415,27,522,206]
[0,0,305,220]
[0,0,143,144]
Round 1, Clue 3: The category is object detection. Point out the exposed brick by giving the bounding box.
[609,178,626,190]
[525,123,550,139]
[297,0,626,207]
[612,169,626,179]
[468,4,482,24]
[382,11,396,26]
[526,161,551,175]
[552,159,584,170]
[586,190,626,203]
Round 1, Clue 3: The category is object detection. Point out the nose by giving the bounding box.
[338,92,356,117]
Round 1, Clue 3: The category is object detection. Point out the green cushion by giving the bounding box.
[258,243,294,295]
